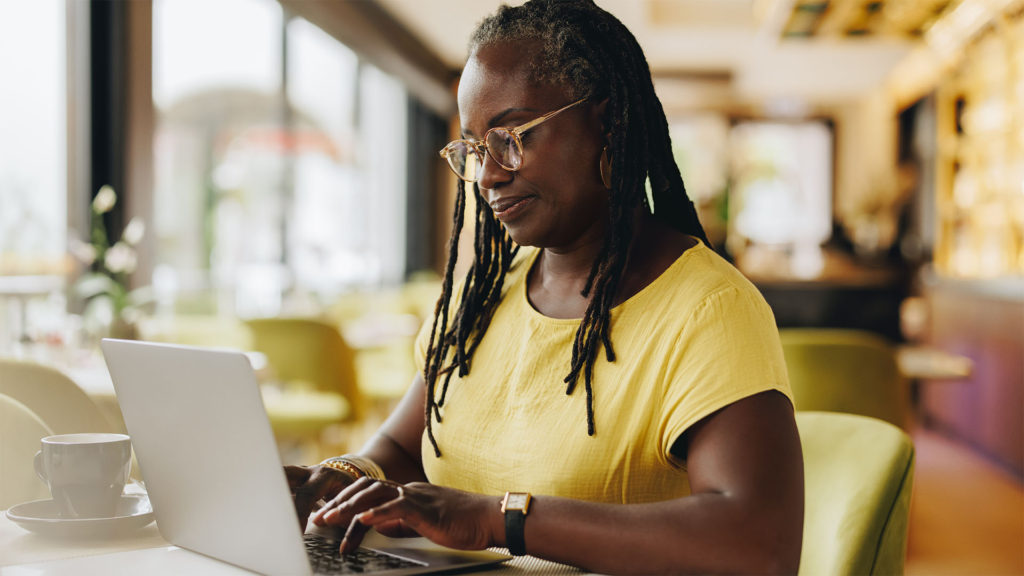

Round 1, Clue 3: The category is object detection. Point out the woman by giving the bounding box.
[287,1,804,573]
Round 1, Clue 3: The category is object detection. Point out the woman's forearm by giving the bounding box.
[497,393,804,575]
[355,375,430,484]
[496,492,799,575]
[360,431,428,484]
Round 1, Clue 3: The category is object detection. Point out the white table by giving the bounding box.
[0,275,64,344]
[0,513,584,574]
[0,512,258,575]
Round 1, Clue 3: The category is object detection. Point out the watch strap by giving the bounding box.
[502,492,531,556]
[505,508,527,556]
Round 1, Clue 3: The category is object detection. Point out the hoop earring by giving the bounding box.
[599,146,612,189]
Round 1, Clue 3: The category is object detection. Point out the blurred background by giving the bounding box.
[0,1,1021,573]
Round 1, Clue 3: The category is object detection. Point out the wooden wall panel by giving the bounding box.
[920,280,1024,479]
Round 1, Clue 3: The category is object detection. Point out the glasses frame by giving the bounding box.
[439,97,589,183]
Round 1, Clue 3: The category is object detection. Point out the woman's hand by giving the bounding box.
[285,465,358,533]
[312,477,501,554]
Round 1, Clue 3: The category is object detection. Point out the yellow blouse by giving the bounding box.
[414,241,790,504]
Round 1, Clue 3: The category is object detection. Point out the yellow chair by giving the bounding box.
[137,314,252,349]
[797,411,915,576]
[0,359,116,434]
[245,317,360,427]
[780,328,909,428]
[0,393,53,509]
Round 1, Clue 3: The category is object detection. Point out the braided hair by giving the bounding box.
[422,0,708,456]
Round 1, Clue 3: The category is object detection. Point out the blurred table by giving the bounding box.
[896,345,973,381]
[0,275,64,343]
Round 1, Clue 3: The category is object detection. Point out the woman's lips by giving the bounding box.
[489,195,536,221]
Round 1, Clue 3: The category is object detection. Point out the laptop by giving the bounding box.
[101,338,510,576]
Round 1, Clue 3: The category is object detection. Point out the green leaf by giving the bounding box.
[74,273,119,299]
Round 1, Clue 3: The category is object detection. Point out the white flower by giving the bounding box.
[69,237,97,265]
[104,242,137,274]
[122,217,146,245]
[92,185,117,214]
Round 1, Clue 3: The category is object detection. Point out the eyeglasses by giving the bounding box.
[439,97,588,183]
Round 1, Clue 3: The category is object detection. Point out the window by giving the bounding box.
[669,115,731,247]
[728,120,833,277]
[0,0,66,273]
[152,0,408,316]
[669,116,834,276]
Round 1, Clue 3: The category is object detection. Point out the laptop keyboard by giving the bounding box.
[304,534,426,574]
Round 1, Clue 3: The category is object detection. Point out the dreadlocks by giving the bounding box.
[422,0,708,456]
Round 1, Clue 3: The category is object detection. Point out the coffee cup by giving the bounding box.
[33,433,132,518]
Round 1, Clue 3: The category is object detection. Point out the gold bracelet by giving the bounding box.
[319,455,386,481]
[319,457,363,481]
[340,454,386,481]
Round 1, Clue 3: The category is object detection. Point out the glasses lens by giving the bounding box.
[485,129,522,171]
[444,141,481,182]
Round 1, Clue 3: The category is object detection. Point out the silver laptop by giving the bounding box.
[101,338,510,576]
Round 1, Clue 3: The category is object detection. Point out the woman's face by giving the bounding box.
[457,41,608,251]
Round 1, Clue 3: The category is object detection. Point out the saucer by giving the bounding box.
[5,494,155,539]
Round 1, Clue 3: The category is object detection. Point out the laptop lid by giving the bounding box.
[102,339,312,575]
[101,339,510,576]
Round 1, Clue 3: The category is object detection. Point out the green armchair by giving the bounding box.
[781,328,909,429]
[797,411,915,575]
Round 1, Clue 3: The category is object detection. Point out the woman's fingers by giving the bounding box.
[315,478,403,527]
[284,465,312,489]
[343,485,411,553]
[314,481,494,553]
[354,496,409,528]
[289,466,353,533]
[340,515,374,554]
[313,477,374,525]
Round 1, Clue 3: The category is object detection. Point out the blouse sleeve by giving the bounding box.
[657,285,792,466]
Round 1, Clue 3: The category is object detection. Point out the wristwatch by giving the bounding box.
[501,492,531,556]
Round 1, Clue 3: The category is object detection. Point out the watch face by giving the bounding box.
[504,492,531,513]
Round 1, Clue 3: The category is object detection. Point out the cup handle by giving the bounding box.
[34,450,47,482]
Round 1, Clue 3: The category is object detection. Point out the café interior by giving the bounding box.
[0,0,1022,573]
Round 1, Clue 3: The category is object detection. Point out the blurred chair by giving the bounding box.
[797,411,915,576]
[243,315,360,455]
[780,328,909,428]
[401,271,442,322]
[0,359,116,434]
[138,314,252,350]
[0,393,53,509]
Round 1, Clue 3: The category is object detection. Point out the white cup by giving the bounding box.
[33,433,132,518]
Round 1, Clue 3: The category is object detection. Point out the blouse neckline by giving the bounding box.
[519,239,707,324]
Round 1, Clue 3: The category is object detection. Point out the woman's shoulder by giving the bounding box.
[634,238,768,319]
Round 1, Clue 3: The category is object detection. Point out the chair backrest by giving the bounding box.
[797,411,915,576]
[780,328,909,428]
[0,359,115,434]
[245,317,362,420]
[0,393,53,509]
[138,314,253,349]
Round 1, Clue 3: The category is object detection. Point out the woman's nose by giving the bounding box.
[477,150,514,190]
